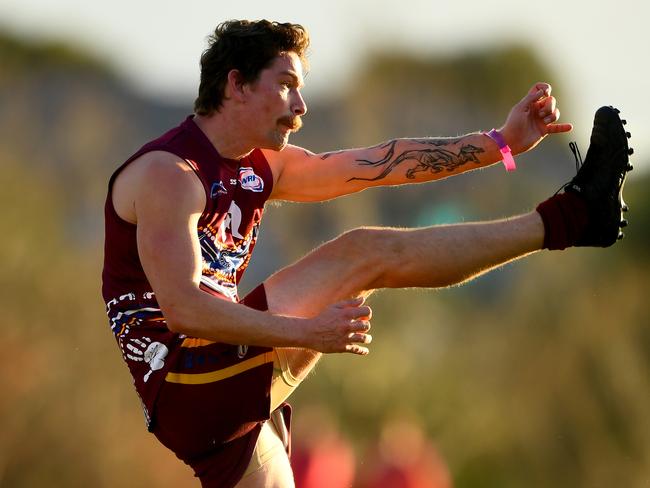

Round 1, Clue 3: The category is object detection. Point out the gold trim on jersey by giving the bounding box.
[165,351,274,385]
[180,337,216,348]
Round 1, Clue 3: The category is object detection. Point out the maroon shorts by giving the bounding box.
[151,284,288,488]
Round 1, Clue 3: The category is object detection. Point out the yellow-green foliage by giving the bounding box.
[1,31,648,488]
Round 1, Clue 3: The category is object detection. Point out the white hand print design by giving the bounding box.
[125,337,169,383]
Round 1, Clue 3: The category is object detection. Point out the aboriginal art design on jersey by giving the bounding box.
[198,200,257,301]
[105,196,259,339]
[106,292,164,337]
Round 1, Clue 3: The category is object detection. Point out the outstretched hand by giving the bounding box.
[500,82,573,155]
[305,296,373,355]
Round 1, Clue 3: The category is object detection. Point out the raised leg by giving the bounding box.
[252,211,544,487]
[264,210,544,387]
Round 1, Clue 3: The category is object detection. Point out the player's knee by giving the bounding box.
[337,227,399,279]
[336,227,379,259]
[347,226,410,287]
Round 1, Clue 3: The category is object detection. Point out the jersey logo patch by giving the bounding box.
[239,167,264,192]
[210,181,228,198]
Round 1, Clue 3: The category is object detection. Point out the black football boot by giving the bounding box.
[563,106,633,247]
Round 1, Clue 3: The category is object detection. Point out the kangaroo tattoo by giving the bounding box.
[348,140,485,182]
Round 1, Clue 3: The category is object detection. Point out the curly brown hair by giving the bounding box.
[193,19,310,116]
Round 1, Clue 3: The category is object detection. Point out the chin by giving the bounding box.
[277,138,290,151]
[265,132,290,151]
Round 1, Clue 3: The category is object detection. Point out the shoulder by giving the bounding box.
[261,144,313,183]
[113,151,205,224]
[261,144,313,166]
[137,151,201,187]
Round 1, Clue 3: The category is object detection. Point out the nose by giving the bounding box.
[292,90,307,116]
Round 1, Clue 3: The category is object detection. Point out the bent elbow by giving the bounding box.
[165,316,187,334]
[160,303,190,334]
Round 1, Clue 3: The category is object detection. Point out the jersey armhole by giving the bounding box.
[106,150,210,227]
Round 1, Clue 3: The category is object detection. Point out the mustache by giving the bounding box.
[278,115,303,131]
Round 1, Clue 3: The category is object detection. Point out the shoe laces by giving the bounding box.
[554,141,583,195]
[569,141,583,172]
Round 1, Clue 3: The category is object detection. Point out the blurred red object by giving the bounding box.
[359,418,452,488]
[291,406,356,488]
[292,436,356,488]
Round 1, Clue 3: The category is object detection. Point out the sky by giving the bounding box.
[1,0,648,168]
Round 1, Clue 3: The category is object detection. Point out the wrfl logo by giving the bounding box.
[239,167,264,192]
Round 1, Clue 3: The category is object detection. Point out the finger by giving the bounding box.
[521,88,545,106]
[334,296,365,309]
[541,107,560,125]
[348,319,371,332]
[348,332,373,344]
[546,122,573,134]
[532,82,551,97]
[344,344,370,355]
[538,96,557,118]
[344,306,373,320]
[521,82,551,107]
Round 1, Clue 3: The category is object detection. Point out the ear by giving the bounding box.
[224,69,248,103]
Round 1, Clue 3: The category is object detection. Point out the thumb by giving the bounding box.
[532,82,551,96]
[520,87,545,107]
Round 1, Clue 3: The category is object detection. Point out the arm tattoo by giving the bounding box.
[319,138,417,160]
[347,138,484,182]
[319,150,344,160]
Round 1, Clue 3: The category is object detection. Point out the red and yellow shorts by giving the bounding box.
[151,284,297,488]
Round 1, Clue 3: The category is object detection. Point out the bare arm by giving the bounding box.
[267,82,573,202]
[268,133,495,201]
[127,152,372,354]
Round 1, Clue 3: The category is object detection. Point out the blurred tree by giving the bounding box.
[1,27,648,488]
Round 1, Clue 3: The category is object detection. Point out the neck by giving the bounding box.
[193,112,255,160]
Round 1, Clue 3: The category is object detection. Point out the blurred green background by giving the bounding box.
[1,15,649,488]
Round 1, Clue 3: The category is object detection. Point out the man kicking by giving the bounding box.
[101,19,633,487]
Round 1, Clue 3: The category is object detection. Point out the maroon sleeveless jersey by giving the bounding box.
[102,115,274,428]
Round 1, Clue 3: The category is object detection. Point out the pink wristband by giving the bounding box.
[485,129,516,172]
